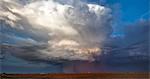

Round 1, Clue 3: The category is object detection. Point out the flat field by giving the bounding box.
[0,73,149,79]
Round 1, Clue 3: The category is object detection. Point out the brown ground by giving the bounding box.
[0,73,149,79]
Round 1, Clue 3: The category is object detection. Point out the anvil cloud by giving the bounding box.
[0,0,112,62]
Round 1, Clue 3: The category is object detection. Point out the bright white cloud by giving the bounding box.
[0,0,112,61]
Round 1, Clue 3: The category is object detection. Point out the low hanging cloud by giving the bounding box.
[0,0,112,62]
[123,20,149,56]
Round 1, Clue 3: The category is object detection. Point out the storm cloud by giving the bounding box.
[0,0,112,62]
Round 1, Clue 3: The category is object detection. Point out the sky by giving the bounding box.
[89,0,149,22]
[0,0,150,73]
[88,0,149,36]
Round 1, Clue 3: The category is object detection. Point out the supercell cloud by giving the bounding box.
[0,0,112,62]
